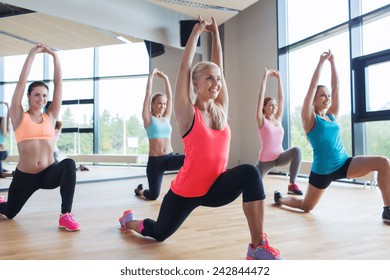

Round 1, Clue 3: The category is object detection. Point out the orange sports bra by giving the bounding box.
[14,112,55,144]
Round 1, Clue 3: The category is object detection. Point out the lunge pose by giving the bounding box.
[134,68,184,200]
[274,51,390,223]
[118,17,283,260]
[255,68,303,195]
[0,44,79,231]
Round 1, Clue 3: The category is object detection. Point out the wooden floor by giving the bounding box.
[0,165,389,260]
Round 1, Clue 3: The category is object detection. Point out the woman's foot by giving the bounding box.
[134,184,143,196]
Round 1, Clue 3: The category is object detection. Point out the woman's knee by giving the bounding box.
[240,164,261,180]
[60,158,76,170]
[378,156,390,171]
[292,146,302,159]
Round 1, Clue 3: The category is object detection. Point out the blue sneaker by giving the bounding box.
[246,233,283,260]
[274,191,283,206]
[119,210,135,231]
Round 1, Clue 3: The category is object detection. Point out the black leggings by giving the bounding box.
[0,158,76,219]
[141,164,265,241]
[144,153,185,200]
[0,150,8,175]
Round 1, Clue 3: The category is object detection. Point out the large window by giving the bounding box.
[279,0,390,161]
[0,41,150,162]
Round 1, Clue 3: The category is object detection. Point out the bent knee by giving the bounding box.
[302,203,315,213]
[61,158,76,169]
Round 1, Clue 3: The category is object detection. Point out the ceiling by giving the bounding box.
[0,0,260,57]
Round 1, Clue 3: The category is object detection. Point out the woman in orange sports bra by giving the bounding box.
[0,44,80,231]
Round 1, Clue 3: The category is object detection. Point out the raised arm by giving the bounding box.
[142,68,157,127]
[208,17,228,112]
[256,68,269,128]
[301,51,331,133]
[157,70,173,120]
[326,52,340,118]
[44,45,62,122]
[273,69,284,121]
[174,18,205,136]
[10,45,43,129]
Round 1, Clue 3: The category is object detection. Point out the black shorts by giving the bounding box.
[309,157,353,189]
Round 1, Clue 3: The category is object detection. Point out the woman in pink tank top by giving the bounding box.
[118,17,283,260]
[255,68,303,196]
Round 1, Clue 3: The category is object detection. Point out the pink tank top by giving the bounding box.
[258,118,284,162]
[170,106,231,197]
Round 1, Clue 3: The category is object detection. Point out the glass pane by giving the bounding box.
[287,0,349,44]
[362,14,390,55]
[63,80,94,100]
[365,120,390,158]
[97,77,148,155]
[97,42,149,77]
[3,53,44,82]
[53,48,94,79]
[365,61,390,111]
[57,132,79,156]
[362,0,390,14]
[59,104,93,129]
[288,31,352,160]
[57,132,93,156]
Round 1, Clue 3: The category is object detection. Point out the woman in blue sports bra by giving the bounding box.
[0,101,13,178]
[273,51,390,224]
[133,68,184,200]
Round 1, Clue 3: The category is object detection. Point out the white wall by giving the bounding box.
[224,0,278,166]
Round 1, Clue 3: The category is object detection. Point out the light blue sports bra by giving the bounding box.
[145,116,172,139]
[0,133,4,145]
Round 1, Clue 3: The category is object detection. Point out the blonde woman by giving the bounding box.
[118,17,283,260]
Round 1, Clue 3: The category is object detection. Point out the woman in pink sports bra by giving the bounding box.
[0,44,79,232]
[255,68,303,196]
[118,17,283,260]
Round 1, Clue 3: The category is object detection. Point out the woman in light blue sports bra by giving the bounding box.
[273,51,390,224]
[133,68,184,200]
[0,101,13,178]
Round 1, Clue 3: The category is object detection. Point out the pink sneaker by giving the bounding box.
[59,213,80,231]
[288,183,303,195]
[119,210,135,232]
[0,196,5,203]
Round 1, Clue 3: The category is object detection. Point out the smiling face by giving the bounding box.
[263,97,278,117]
[28,85,49,110]
[151,94,167,117]
[192,62,222,101]
[313,85,331,111]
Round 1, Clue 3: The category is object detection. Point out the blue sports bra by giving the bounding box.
[145,116,172,139]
